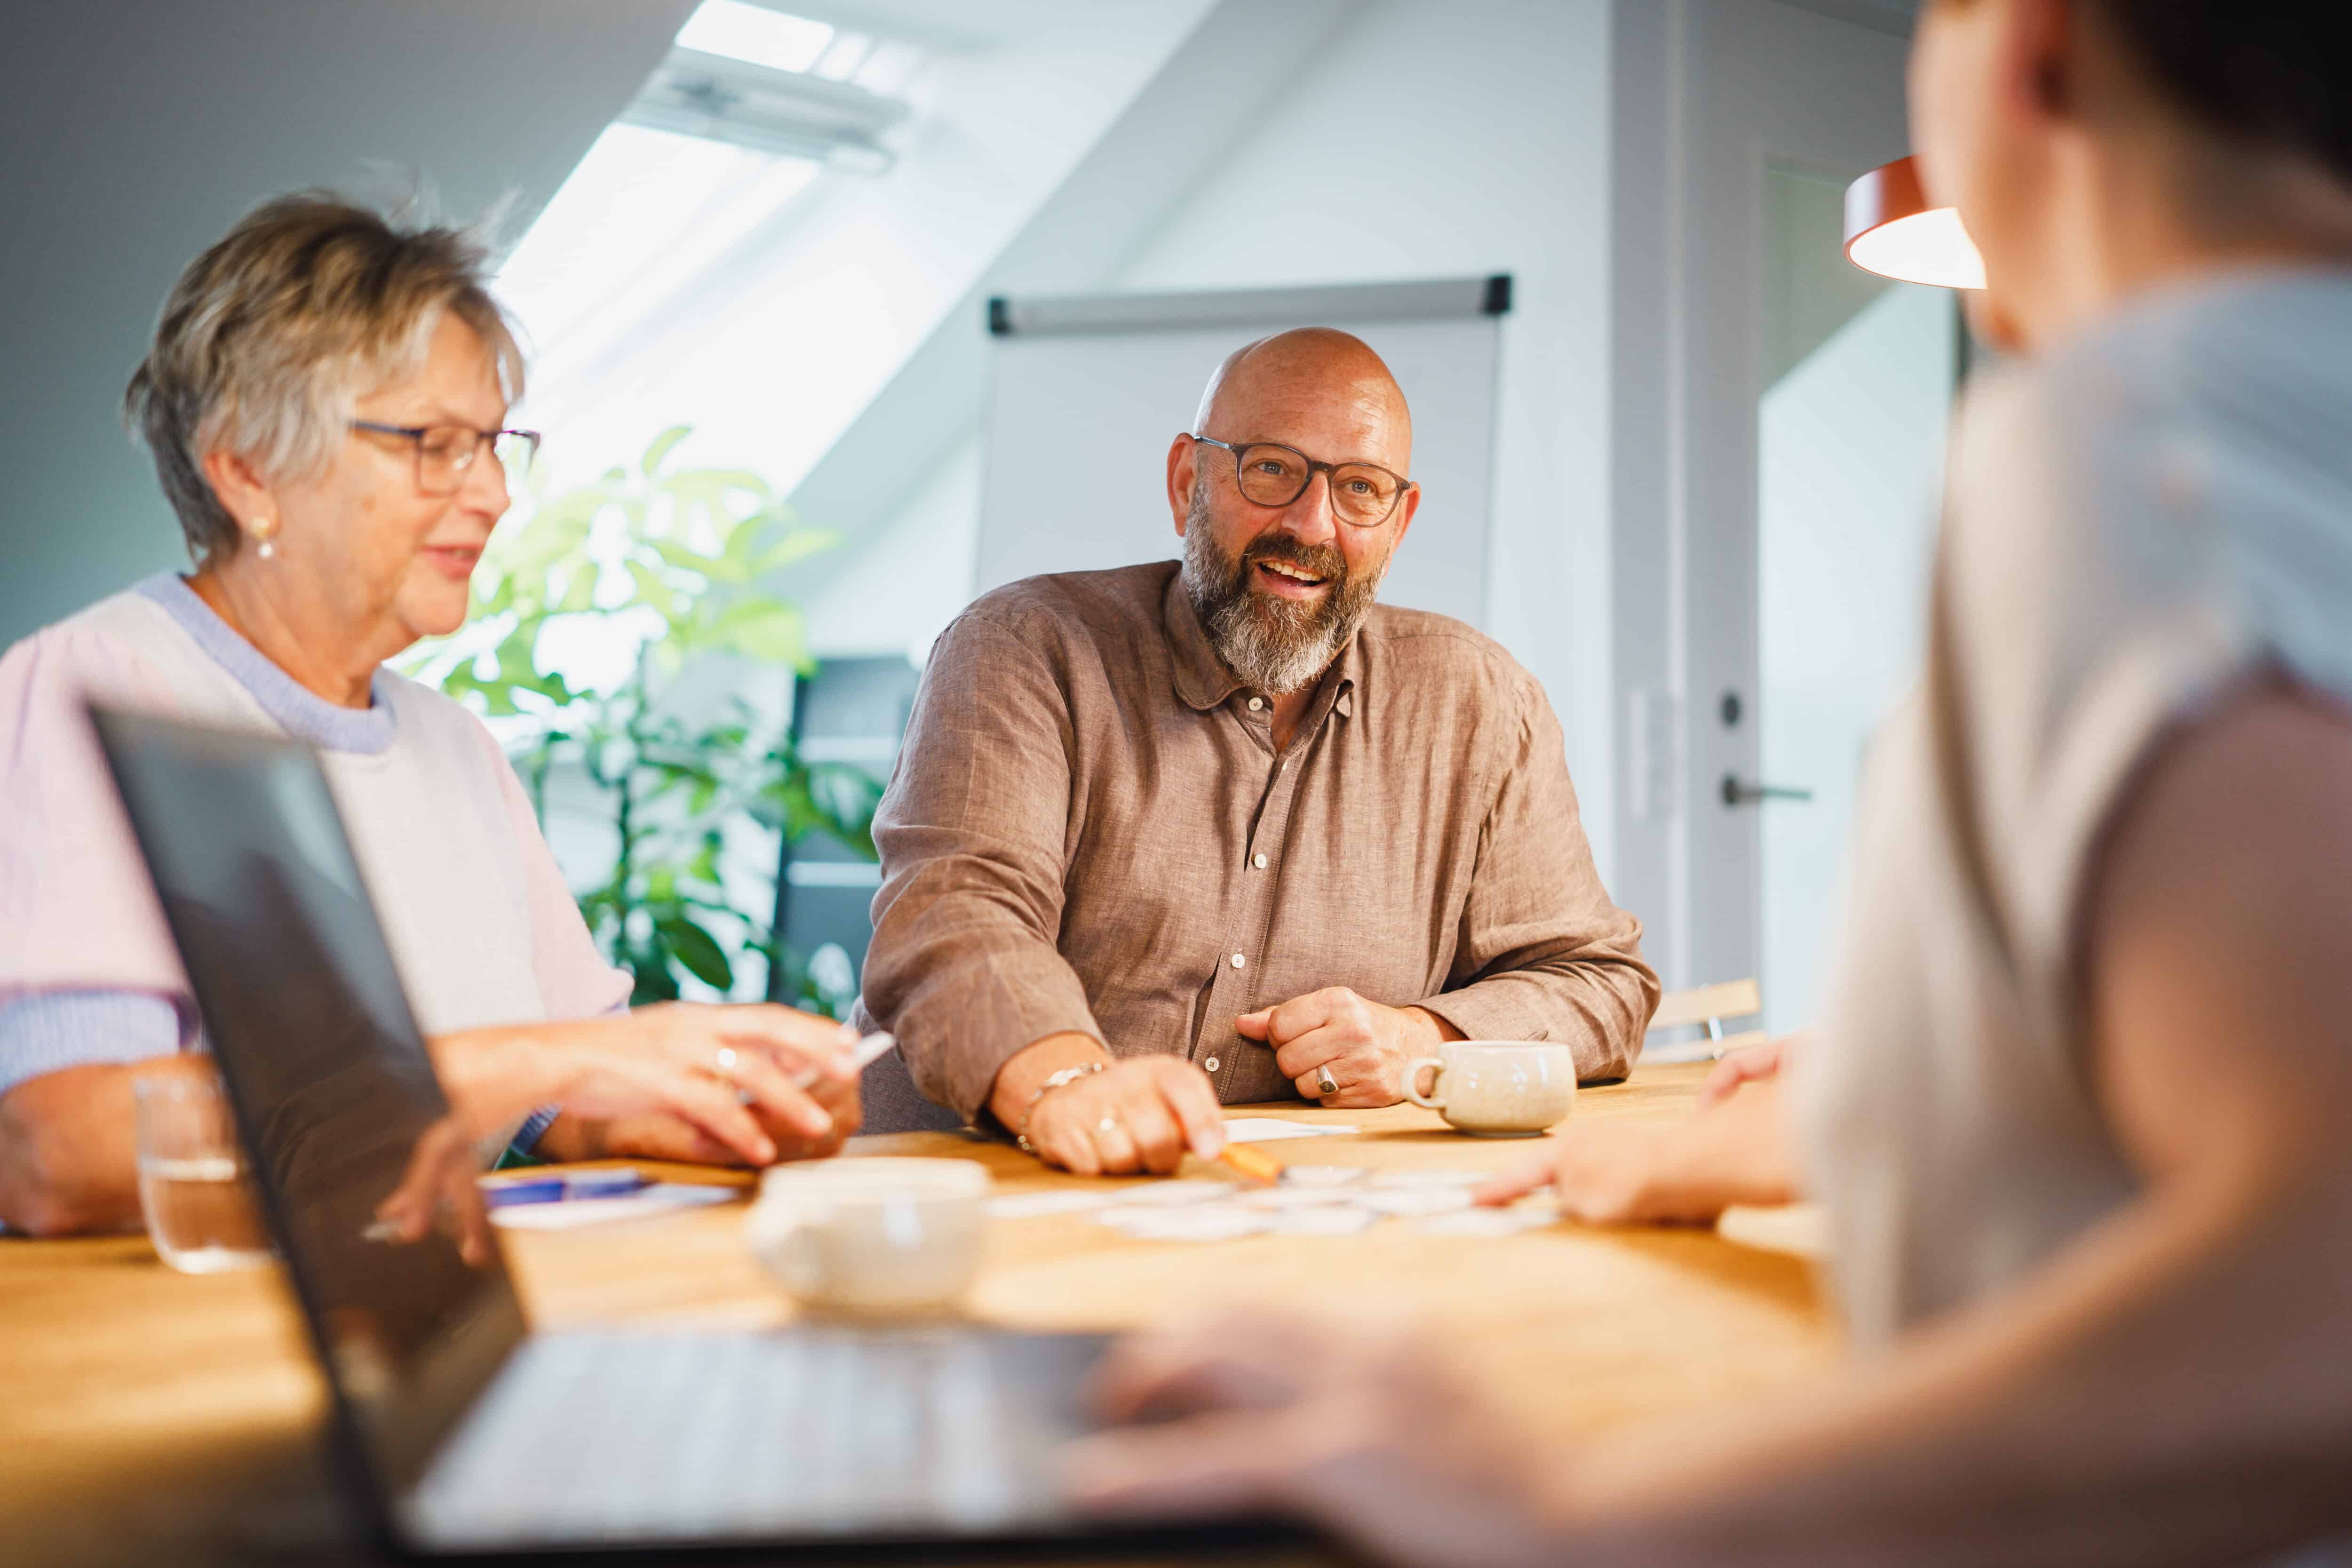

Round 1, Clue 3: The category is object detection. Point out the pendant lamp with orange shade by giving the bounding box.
[1844,155,1986,290]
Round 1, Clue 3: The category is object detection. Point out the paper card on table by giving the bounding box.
[985,1189,1116,1219]
[1356,1186,1475,1216]
[1267,1205,1380,1236]
[1097,1204,1271,1242]
[1108,1179,1236,1207]
[488,1184,737,1231]
[1281,1165,1369,1187]
[1221,1117,1359,1143]
[1412,1206,1556,1238]
[1237,1185,1355,1210]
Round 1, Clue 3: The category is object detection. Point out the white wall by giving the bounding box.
[802,435,983,661]
[1115,0,1616,872]
[805,0,1621,872]
[0,0,695,647]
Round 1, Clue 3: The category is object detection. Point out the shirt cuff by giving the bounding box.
[0,990,184,1097]
[893,965,1105,1127]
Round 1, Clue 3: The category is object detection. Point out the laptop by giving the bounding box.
[90,707,1239,1559]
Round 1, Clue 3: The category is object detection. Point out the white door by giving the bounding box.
[1609,0,1947,1020]
[1756,173,1953,1028]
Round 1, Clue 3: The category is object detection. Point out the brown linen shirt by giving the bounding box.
[860,562,1658,1123]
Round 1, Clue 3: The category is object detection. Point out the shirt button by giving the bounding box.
[1252,852,1268,870]
[1230,952,1246,969]
[1204,1056,1220,1073]
[1247,696,1264,712]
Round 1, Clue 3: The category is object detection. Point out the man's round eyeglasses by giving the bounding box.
[351,421,541,496]
[1192,435,1413,529]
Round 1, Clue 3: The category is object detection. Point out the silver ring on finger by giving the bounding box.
[1316,1067,1339,1097]
[715,1046,755,1104]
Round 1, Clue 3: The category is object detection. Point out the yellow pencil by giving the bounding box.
[1217,1142,1284,1186]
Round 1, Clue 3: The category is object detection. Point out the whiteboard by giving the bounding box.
[977,287,1504,628]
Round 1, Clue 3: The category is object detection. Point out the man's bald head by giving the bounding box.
[1191,328,1413,474]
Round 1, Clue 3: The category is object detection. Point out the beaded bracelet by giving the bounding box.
[1014,1061,1107,1153]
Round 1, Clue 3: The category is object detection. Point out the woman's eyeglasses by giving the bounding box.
[350,421,541,496]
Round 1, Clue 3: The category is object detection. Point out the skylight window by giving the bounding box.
[674,0,834,73]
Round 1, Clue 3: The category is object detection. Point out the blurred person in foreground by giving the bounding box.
[1070,2,2352,1560]
[857,328,1656,1173]
[0,195,859,1239]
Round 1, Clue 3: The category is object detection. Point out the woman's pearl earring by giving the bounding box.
[253,521,277,561]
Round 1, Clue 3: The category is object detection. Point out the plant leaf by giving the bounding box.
[641,425,693,477]
[704,599,805,665]
[751,527,841,576]
[657,915,734,991]
[623,558,677,619]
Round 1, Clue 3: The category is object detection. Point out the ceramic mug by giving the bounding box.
[746,1157,988,1315]
[1403,1042,1577,1136]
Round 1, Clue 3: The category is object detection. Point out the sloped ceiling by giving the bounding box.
[0,0,696,644]
[1773,0,1921,39]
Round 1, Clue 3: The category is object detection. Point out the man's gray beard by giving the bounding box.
[1180,491,1384,696]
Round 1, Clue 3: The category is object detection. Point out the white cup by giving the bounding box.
[1403,1042,1577,1136]
[746,1158,988,1316]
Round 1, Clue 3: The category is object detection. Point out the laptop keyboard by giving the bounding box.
[402,1326,1097,1549]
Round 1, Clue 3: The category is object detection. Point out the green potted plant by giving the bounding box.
[402,426,883,1012]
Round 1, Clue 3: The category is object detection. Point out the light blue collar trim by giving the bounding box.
[136,574,398,756]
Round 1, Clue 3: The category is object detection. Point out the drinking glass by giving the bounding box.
[134,1072,271,1274]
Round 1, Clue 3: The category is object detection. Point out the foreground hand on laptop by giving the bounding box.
[1068,1310,1556,1566]
[430,1004,864,1168]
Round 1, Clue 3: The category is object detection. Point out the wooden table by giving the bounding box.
[0,1063,1830,1566]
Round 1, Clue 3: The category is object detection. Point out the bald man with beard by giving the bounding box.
[856,330,1658,1174]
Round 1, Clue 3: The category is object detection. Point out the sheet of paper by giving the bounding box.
[489,1183,737,1231]
[1221,1117,1359,1143]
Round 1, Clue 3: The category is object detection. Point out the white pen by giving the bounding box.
[790,1030,894,1092]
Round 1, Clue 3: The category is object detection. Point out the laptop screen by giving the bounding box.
[92,708,528,1506]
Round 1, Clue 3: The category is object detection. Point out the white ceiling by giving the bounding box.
[740,0,1086,52]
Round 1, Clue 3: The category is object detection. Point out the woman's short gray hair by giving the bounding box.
[123,191,526,564]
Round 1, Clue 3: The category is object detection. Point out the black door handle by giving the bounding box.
[1721,773,1814,807]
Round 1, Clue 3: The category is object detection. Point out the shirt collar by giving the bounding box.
[1160,566,1360,718]
[1163,570,1243,710]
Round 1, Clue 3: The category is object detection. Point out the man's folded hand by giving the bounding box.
[1237,987,1462,1108]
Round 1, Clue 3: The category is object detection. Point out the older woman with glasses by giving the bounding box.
[0,193,859,1238]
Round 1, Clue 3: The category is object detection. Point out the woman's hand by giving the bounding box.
[1066,1310,1564,1568]
[1474,1077,1801,1225]
[433,1004,861,1168]
[1695,1029,1805,1109]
